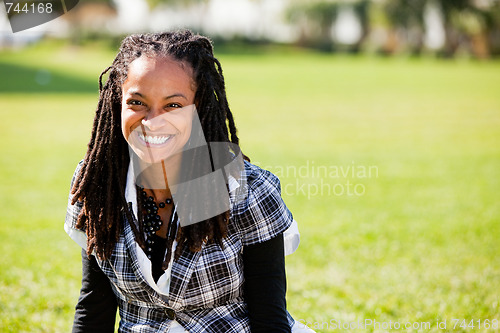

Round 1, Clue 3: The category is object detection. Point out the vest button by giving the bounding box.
[165,308,176,320]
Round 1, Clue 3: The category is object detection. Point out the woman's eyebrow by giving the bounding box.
[128,90,144,98]
[165,93,187,100]
[127,91,187,101]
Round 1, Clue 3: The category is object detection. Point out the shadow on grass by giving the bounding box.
[0,62,97,94]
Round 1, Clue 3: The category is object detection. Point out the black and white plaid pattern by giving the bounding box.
[66,161,295,332]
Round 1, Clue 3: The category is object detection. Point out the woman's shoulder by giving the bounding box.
[229,160,284,213]
[243,160,282,190]
[71,160,85,184]
[229,160,293,246]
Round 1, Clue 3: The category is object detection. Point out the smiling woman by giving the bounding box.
[64,30,314,333]
[121,56,196,164]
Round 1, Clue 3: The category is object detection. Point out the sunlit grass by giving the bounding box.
[1,41,499,332]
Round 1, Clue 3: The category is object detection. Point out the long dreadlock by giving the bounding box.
[71,31,247,262]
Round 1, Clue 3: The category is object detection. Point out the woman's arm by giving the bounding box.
[243,233,291,333]
[72,249,118,333]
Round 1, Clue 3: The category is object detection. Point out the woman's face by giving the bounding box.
[121,55,196,163]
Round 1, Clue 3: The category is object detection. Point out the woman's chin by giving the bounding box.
[132,147,179,165]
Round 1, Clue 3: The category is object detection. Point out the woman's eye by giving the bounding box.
[167,103,182,109]
[128,100,143,106]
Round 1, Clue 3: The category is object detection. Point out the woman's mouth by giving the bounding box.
[138,133,173,145]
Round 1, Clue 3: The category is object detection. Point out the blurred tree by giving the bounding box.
[62,0,117,44]
[288,1,339,51]
[438,0,479,56]
[286,0,370,52]
[381,0,498,57]
[437,0,500,57]
[486,1,500,56]
[352,0,371,52]
[145,0,208,9]
[383,0,426,54]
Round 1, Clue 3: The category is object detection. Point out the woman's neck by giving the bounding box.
[134,154,182,200]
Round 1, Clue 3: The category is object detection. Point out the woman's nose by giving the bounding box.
[142,109,167,131]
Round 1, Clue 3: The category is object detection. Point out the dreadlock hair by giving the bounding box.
[71,30,248,262]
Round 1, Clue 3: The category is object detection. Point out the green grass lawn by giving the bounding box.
[1,41,499,332]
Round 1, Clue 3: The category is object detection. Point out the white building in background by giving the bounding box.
[149,0,296,42]
[0,0,296,45]
[114,0,150,33]
[0,5,8,29]
[424,0,446,50]
[332,6,363,45]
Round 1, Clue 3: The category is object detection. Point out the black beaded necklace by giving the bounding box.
[140,187,174,260]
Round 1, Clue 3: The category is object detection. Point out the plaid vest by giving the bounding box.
[66,161,295,332]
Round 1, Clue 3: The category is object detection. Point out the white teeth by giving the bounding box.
[139,133,172,145]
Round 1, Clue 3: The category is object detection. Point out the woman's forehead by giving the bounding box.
[124,55,196,90]
[129,55,192,74]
